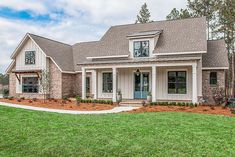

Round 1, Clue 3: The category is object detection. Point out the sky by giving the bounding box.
[0,0,187,73]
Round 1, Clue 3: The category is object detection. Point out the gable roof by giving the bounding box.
[202,40,229,69]
[29,34,74,72]
[7,17,228,73]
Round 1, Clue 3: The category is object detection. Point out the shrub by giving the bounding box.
[20,97,25,100]
[76,96,81,102]
[212,87,226,105]
[28,100,33,103]
[17,98,21,102]
[8,96,14,100]
[32,98,37,101]
[62,96,69,101]
[3,89,9,97]
[62,100,67,104]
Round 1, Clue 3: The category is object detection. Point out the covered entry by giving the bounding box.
[134,71,150,99]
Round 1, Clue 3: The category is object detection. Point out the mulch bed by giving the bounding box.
[127,105,235,117]
[0,99,115,111]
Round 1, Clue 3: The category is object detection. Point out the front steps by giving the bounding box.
[119,100,146,107]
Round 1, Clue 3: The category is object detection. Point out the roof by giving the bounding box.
[29,34,74,72]
[7,17,228,73]
[202,40,229,68]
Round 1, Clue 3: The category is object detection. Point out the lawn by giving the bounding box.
[0,106,235,157]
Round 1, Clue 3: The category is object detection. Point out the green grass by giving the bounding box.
[0,106,235,157]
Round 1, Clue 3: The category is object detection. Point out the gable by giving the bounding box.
[15,37,47,71]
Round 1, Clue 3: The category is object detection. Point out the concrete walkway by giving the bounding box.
[0,101,139,114]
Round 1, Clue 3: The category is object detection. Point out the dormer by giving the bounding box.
[127,30,162,58]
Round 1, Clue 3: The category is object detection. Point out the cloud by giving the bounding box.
[0,0,187,73]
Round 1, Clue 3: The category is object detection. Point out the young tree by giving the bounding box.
[166,8,192,20]
[135,3,152,23]
[40,70,50,102]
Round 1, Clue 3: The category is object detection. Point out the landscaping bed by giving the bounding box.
[127,105,235,117]
[0,98,115,111]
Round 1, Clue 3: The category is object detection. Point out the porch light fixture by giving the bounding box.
[136,69,140,76]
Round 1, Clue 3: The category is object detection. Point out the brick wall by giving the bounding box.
[202,70,226,104]
[62,73,76,98]
[49,60,62,99]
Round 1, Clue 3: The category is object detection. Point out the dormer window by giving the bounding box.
[25,51,35,65]
[133,41,149,57]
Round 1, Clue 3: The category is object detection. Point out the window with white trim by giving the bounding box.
[22,77,39,93]
[25,51,36,65]
[168,71,187,94]
[133,41,149,57]
[102,73,112,93]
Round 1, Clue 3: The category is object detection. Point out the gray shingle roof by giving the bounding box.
[29,34,74,72]
[18,17,227,72]
[202,40,229,68]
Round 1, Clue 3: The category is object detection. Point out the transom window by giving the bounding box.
[102,73,113,93]
[168,71,187,94]
[22,77,39,93]
[210,72,217,85]
[133,41,149,57]
[25,51,35,65]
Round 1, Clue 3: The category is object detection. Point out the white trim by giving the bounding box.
[86,55,129,60]
[166,68,189,96]
[127,35,158,39]
[153,51,206,56]
[10,34,29,59]
[83,61,196,69]
[202,67,229,70]
[5,60,16,74]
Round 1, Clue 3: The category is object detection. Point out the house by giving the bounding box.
[6,17,229,104]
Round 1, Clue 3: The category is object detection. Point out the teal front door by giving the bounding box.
[134,72,149,99]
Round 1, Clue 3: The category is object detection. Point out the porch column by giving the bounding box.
[112,67,117,103]
[92,70,97,99]
[192,63,197,103]
[152,65,157,102]
[82,67,86,99]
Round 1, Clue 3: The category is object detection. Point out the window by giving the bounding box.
[86,77,90,93]
[25,51,35,65]
[168,71,187,94]
[102,73,112,93]
[210,72,217,85]
[133,41,149,57]
[22,77,38,93]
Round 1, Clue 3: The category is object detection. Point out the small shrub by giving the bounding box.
[62,96,69,101]
[182,102,186,106]
[32,98,37,101]
[3,89,9,97]
[54,99,58,102]
[20,97,25,100]
[76,96,81,102]
[189,103,194,107]
[28,100,33,103]
[17,98,21,102]
[62,100,66,104]
[8,96,14,100]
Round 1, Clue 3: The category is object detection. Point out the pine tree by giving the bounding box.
[166,8,192,20]
[135,3,152,23]
[187,0,220,39]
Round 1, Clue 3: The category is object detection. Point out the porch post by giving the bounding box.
[152,65,157,102]
[112,67,117,103]
[92,70,97,99]
[192,63,197,103]
[82,67,86,99]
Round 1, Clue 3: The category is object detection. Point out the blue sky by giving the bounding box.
[0,0,187,73]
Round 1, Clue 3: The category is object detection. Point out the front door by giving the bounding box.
[134,72,149,99]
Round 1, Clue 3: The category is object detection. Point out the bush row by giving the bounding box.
[81,99,113,104]
[150,101,198,107]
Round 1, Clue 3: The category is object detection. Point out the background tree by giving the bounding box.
[166,8,192,20]
[135,3,152,23]
[0,73,9,85]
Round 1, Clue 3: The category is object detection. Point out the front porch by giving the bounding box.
[81,61,199,103]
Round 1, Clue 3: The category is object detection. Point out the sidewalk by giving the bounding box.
[0,101,139,114]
